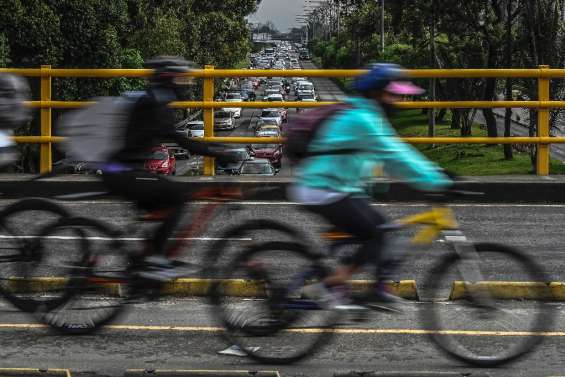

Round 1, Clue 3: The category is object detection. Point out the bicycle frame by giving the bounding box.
[397,206,459,246]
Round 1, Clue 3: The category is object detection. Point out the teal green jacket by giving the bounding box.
[295,96,452,195]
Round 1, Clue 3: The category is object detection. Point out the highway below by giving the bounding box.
[1,199,565,376]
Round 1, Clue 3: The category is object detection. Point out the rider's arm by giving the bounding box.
[351,111,452,192]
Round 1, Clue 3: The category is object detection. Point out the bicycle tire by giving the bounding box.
[209,240,339,364]
[204,219,313,274]
[31,216,131,335]
[421,242,553,366]
[0,198,75,312]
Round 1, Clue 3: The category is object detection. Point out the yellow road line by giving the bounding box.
[126,370,280,377]
[1,323,564,337]
[0,369,71,377]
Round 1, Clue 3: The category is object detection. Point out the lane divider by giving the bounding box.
[5,278,565,300]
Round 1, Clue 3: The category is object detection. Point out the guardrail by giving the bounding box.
[1,65,564,175]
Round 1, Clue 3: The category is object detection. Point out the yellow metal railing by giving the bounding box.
[1,65,565,175]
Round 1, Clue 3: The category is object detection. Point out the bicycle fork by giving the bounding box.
[442,230,496,308]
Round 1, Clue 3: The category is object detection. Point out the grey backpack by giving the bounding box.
[0,73,32,129]
[60,92,143,163]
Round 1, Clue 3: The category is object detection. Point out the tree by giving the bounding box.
[514,0,565,172]
[0,0,260,171]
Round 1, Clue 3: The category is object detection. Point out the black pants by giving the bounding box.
[102,171,185,255]
[304,196,396,281]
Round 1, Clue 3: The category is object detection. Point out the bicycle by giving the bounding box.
[0,190,81,313]
[206,189,554,366]
[29,185,308,335]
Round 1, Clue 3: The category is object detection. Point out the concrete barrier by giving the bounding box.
[2,175,565,203]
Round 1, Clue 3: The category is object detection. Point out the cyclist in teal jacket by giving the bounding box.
[288,63,452,306]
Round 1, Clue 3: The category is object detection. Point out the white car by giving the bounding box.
[263,88,280,98]
[298,93,317,102]
[259,108,283,126]
[187,121,204,138]
[223,93,242,118]
[296,81,315,97]
[175,120,203,138]
[265,94,284,103]
[214,110,236,130]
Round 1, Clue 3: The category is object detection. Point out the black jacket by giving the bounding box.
[113,87,231,164]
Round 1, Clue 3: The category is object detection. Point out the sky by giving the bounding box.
[247,0,307,32]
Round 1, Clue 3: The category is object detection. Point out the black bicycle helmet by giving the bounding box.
[144,56,197,87]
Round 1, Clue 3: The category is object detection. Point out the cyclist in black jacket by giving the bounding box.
[102,56,238,281]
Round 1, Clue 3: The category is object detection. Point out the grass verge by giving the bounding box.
[393,110,565,175]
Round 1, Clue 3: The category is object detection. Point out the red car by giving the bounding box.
[250,143,283,169]
[145,145,176,175]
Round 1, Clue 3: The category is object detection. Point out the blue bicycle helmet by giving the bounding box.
[353,63,405,92]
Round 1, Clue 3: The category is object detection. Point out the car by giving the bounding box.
[298,93,317,102]
[215,147,254,175]
[275,107,288,122]
[145,145,176,175]
[238,158,278,176]
[255,124,281,137]
[214,110,236,130]
[259,108,283,126]
[265,94,284,103]
[295,81,315,97]
[223,92,242,118]
[263,88,281,98]
[249,143,283,169]
[187,121,204,138]
[269,84,286,98]
[168,146,189,160]
[257,130,281,138]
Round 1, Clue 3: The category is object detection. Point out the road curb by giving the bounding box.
[0,369,72,377]
[125,370,280,377]
[12,278,565,300]
[6,175,565,202]
[450,281,565,300]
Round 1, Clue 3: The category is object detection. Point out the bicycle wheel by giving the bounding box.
[421,242,553,366]
[31,217,132,335]
[209,240,340,364]
[0,198,77,312]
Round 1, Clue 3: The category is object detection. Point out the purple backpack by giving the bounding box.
[284,103,354,165]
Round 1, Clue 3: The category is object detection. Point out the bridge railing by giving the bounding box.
[1,65,565,175]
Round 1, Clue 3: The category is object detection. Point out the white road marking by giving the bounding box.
[0,235,251,242]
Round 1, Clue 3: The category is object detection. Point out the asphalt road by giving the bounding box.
[1,200,565,376]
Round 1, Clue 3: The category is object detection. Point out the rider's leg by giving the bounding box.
[102,170,185,255]
[306,196,388,286]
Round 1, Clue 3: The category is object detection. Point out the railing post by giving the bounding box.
[537,65,550,176]
[40,65,52,173]
[536,65,549,175]
[203,65,215,176]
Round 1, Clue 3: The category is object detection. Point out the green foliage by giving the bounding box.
[0,33,9,67]
[393,110,565,175]
[0,0,259,171]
